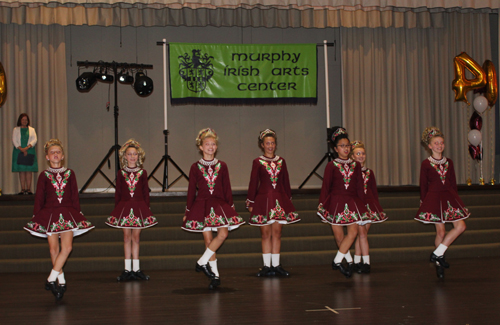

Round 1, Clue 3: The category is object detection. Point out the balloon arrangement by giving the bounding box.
[0,62,6,107]
[452,52,498,162]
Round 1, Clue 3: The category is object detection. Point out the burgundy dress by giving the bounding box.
[182,158,245,232]
[362,167,388,224]
[317,158,368,225]
[415,157,470,224]
[106,167,158,229]
[246,156,300,225]
[24,167,94,238]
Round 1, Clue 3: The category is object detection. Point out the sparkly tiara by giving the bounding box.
[122,139,140,148]
[259,129,276,140]
[332,127,347,141]
[197,128,217,141]
[351,140,364,150]
[421,127,443,145]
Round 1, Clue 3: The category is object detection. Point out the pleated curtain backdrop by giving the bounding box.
[0,23,68,194]
[342,13,495,185]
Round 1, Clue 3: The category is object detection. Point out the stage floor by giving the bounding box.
[3,258,499,324]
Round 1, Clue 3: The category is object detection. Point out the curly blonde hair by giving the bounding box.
[44,139,64,155]
[421,127,444,146]
[119,139,145,168]
[349,140,365,160]
[196,128,219,147]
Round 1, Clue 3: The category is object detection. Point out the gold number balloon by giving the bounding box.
[0,62,6,107]
[452,52,486,105]
[482,60,498,107]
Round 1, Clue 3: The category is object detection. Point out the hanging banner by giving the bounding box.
[169,43,317,102]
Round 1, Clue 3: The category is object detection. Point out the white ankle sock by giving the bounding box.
[345,251,353,263]
[57,272,66,285]
[433,244,448,257]
[133,259,140,272]
[208,260,219,277]
[197,248,215,265]
[263,253,271,267]
[333,251,345,264]
[362,255,370,265]
[47,269,60,282]
[354,255,362,264]
[125,259,132,272]
[271,254,280,267]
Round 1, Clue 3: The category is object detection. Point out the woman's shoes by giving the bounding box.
[430,253,450,268]
[208,277,221,290]
[117,270,135,282]
[272,265,290,277]
[335,262,352,278]
[435,264,445,279]
[133,270,150,280]
[195,263,215,279]
[256,266,274,277]
[46,281,63,301]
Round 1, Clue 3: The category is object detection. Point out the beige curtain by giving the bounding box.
[342,12,494,185]
[0,23,68,194]
[0,6,483,28]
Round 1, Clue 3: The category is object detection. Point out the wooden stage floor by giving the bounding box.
[3,257,499,324]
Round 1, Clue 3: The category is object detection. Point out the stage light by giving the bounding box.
[98,68,114,83]
[134,71,154,97]
[118,70,134,84]
[75,72,97,92]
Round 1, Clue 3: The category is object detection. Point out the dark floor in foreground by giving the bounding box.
[2,257,499,324]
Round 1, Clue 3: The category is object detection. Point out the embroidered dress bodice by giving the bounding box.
[332,158,356,190]
[45,167,70,204]
[121,168,144,198]
[197,158,221,195]
[427,156,448,185]
[419,157,457,201]
[361,166,371,194]
[258,155,282,189]
[115,168,149,205]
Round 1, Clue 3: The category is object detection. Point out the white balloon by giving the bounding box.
[473,95,488,114]
[468,129,482,146]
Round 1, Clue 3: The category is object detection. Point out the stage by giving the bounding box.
[3,258,499,324]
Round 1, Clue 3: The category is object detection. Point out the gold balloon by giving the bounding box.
[482,60,498,107]
[452,52,486,105]
[0,62,6,107]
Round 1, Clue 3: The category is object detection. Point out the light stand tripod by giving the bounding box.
[299,128,334,189]
[148,39,189,191]
[77,61,153,193]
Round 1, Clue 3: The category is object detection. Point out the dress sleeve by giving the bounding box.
[369,169,379,201]
[448,159,458,193]
[319,162,333,204]
[33,173,46,215]
[355,164,366,204]
[69,170,82,213]
[222,163,234,207]
[12,127,20,148]
[419,161,428,202]
[115,171,122,207]
[281,159,292,199]
[185,164,198,213]
[142,169,150,207]
[29,127,38,147]
[246,159,260,208]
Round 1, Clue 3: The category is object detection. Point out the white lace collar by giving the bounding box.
[47,167,67,173]
[259,155,280,162]
[199,158,219,166]
[428,156,447,165]
[124,166,141,173]
[334,158,352,164]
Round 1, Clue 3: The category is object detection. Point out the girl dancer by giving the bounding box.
[182,128,245,289]
[24,139,94,301]
[106,139,158,281]
[317,127,367,278]
[246,129,300,277]
[350,140,388,274]
[416,127,468,279]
